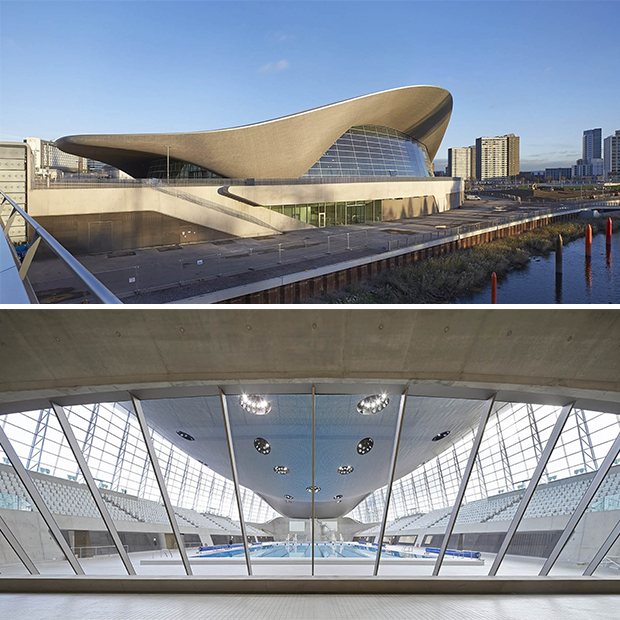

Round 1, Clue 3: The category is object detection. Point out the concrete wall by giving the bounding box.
[0,506,214,567]
[399,510,620,562]
[33,210,233,255]
[257,516,375,542]
[382,195,439,220]
[28,187,277,238]
[225,178,463,214]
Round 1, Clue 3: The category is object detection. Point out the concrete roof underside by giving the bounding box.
[0,309,619,415]
[55,86,453,179]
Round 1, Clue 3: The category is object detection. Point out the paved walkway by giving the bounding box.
[1,592,619,620]
[25,198,575,304]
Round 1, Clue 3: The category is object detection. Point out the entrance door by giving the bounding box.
[318,212,326,228]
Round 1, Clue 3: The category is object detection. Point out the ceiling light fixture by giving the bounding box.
[306,486,321,493]
[284,494,294,500]
[357,394,390,415]
[357,437,374,455]
[254,437,271,455]
[274,466,290,475]
[432,430,451,442]
[334,494,344,500]
[338,465,354,475]
[176,431,195,441]
[239,394,271,415]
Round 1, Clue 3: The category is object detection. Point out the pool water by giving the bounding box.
[195,542,417,559]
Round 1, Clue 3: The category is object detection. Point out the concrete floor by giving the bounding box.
[25,198,566,304]
[2,552,619,619]
[2,550,619,578]
[0,592,619,620]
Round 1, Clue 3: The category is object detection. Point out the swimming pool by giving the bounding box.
[194,542,426,559]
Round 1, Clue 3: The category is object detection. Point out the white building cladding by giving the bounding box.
[604,130,620,182]
[447,146,475,180]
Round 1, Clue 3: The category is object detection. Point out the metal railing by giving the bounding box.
[0,188,122,304]
[32,175,456,190]
[27,200,617,302]
[72,544,130,559]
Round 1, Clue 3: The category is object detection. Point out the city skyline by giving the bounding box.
[1,1,618,171]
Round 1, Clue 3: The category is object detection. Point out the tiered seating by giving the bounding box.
[103,493,193,526]
[434,493,524,526]
[403,506,452,530]
[488,472,620,523]
[0,466,136,521]
[0,465,271,533]
[174,506,217,529]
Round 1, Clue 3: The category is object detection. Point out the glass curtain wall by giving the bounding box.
[2,396,620,579]
[303,125,432,178]
[313,392,401,576]
[138,395,245,576]
[226,393,312,576]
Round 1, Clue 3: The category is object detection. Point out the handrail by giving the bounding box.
[0,188,122,304]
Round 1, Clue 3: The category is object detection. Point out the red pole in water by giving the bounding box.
[585,224,592,257]
[491,272,497,304]
[607,217,613,245]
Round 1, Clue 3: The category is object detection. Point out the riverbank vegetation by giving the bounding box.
[319,215,620,304]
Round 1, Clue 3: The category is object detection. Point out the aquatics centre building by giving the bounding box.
[47,86,463,242]
[1,308,620,619]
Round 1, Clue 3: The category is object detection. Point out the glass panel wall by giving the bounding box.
[139,396,246,576]
[226,393,312,576]
[1,394,619,581]
[303,125,432,178]
[263,199,382,227]
[314,392,401,576]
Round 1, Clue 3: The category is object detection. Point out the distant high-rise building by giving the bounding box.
[583,128,602,162]
[475,134,519,181]
[604,130,620,182]
[25,137,88,176]
[447,145,476,180]
[545,167,573,181]
[573,158,604,179]
[507,134,520,177]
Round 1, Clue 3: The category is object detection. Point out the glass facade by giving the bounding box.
[303,125,432,178]
[351,402,620,523]
[264,199,382,227]
[2,393,619,579]
[147,157,222,180]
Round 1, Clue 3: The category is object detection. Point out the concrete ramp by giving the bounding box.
[152,184,281,235]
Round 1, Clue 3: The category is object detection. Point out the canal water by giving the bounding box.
[457,227,620,304]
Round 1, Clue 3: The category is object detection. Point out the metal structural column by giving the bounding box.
[373,388,409,576]
[540,429,620,575]
[130,395,193,575]
[0,423,85,575]
[218,388,252,576]
[574,408,598,473]
[496,413,514,493]
[111,412,131,492]
[432,394,496,576]
[25,408,51,472]
[0,512,40,574]
[488,403,573,576]
[311,386,316,576]
[51,402,136,575]
[583,516,620,576]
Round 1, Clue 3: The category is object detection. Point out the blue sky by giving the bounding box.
[1,0,618,170]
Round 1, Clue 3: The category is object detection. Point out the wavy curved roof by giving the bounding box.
[55,85,453,179]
